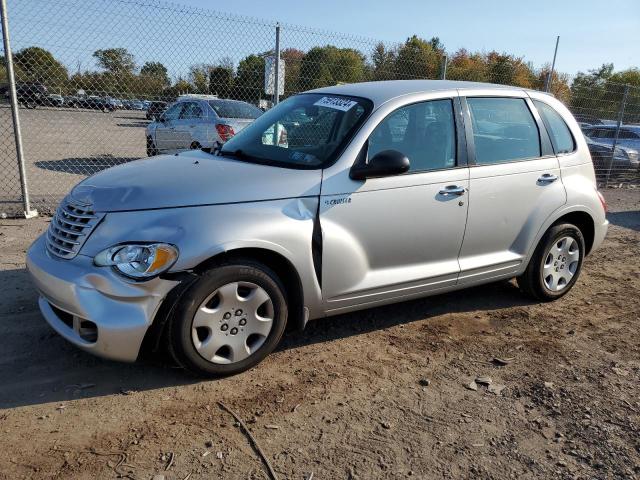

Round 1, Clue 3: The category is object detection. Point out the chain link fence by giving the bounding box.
[1,0,639,216]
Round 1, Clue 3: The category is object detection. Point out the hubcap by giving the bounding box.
[191,281,274,364]
[542,236,580,292]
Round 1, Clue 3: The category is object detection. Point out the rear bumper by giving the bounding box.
[591,218,609,254]
[26,234,179,362]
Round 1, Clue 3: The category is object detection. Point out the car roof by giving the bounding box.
[308,80,532,107]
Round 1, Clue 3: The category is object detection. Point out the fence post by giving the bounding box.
[545,36,560,93]
[0,0,37,218]
[604,84,629,187]
[273,23,281,106]
[440,55,447,80]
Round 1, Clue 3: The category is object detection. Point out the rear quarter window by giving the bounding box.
[533,100,575,154]
[209,100,262,119]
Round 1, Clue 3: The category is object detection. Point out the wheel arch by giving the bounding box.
[551,210,595,255]
[192,247,306,333]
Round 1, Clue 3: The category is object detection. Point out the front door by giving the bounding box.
[457,96,567,284]
[320,98,470,313]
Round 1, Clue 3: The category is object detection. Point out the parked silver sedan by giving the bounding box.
[27,80,608,376]
[146,96,263,155]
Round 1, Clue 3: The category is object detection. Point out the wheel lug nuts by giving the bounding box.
[223,312,231,320]
[239,318,247,326]
[235,309,243,316]
[230,327,238,335]
[221,323,229,331]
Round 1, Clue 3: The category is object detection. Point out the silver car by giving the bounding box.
[27,81,608,376]
[145,95,263,155]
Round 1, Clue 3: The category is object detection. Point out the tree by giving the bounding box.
[485,52,536,88]
[281,48,304,97]
[140,61,169,86]
[209,65,234,97]
[189,64,214,93]
[371,42,396,81]
[93,48,135,74]
[298,45,366,91]
[395,35,440,80]
[13,47,68,89]
[446,49,487,82]
[234,54,265,102]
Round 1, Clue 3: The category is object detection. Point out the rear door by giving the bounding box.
[457,93,566,284]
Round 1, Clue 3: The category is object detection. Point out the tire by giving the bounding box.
[190,142,201,150]
[167,260,288,377]
[146,136,158,157]
[517,223,585,301]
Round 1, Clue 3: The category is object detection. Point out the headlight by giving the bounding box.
[94,243,179,279]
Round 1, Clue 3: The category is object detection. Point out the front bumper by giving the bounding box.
[26,235,179,362]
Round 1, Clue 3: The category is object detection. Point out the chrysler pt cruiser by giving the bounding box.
[27,80,608,376]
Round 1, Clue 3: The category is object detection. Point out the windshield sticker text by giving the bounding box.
[313,96,358,112]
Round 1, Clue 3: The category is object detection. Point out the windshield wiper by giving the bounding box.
[218,148,264,163]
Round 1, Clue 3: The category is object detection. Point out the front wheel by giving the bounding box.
[517,223,585,301]
[168,261,288,377]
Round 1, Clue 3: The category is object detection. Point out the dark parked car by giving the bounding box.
[585,135,639,174]
[16,83,48,108]
[146,101,167,120]
[47,94,64,107]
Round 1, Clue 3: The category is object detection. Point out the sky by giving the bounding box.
[7,0,639,80]
[173,0,639,75]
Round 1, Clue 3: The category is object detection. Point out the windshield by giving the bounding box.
[220,93,372,168]
[209,100,263,119]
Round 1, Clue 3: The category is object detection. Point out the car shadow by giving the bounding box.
[35,156,142,175]
[0,265,535,410]
[607,210,639,232]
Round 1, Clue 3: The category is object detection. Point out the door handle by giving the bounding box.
[538,173,558,184]
[438,185,466,196]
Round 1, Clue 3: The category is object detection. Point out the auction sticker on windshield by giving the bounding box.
[313,96,358,111]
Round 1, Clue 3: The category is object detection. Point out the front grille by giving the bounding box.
[46,198,103,259]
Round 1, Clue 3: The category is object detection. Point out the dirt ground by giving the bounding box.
[0,188,638,480]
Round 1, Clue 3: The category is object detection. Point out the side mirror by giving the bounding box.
[350,149,410,180]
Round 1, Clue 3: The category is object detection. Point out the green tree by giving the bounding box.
[189,64,214,93]
[234,54,265,102]
[13,46,68,89]
[298,45,366,90]
[446,49,487,82]
[395,35,440,80]
[209,65,234,97]
[371,42,396,81]
[140,61,169,86]
[281,48,304,97]
[93,48,135,74]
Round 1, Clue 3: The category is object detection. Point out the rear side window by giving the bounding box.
[209,100,262,119]
[533,100,575,154]
[467,97,541,164]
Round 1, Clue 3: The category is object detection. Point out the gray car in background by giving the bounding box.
[26,80,608,376]
[583,124,640,152]
[145,95,263,155]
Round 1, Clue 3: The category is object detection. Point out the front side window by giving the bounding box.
[533,100,575,154]
[467,97,541,164]
[221,94,371,169]
[368,99,456,172]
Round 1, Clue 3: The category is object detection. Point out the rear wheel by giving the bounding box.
[190,141,202,150]
[517,223,585,301]
[168,260,288,377]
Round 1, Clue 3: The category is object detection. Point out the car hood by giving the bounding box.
[70,150,321,212]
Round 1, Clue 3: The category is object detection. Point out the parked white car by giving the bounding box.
[146,96,263,155]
